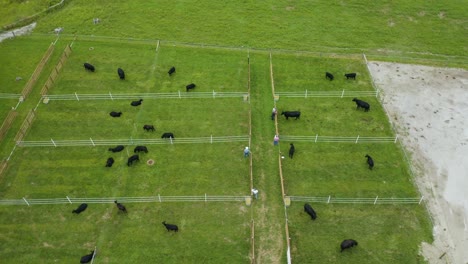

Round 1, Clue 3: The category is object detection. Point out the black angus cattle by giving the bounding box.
[105,157,114,167]
[108,145,124,152]
[84,63,95,72]
[168,66,176,75]
[110,111,122,117]
[134,146,148,153]
[131,99,143,106]
[304,203,317,220]
[143,125,155,132]
[72,203,88,214]
[162,221,179,232]
[114,200,127,213]
[161,132,174,139]
[325,72,334,80]
[117,68,125,80]
[352,98,370,112]
[340,239,358,252]
[365,154,374,170]
[345,73,357,80]
[289,143,295,159]
[80,251,94,263]
[127,154,139,166]
[186,83,196,92]
[281,111,301,120]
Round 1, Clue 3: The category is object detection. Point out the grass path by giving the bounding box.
[250,52,286,263]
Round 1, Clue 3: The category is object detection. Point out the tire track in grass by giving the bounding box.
[250,52,285,263]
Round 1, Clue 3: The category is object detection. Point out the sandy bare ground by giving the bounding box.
[368,62,468,264]
[0,22,36,43]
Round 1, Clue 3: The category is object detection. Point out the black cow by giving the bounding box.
[110,111,122,117]
[114,200,127,213]
[134,146,148,153]
[131,99,143,106]
[72,203,88,214]
[281,111,301,120]
[365,154,374,170]
[127,154,139,166]
[325,72,334,81]
[304,203,317,220]
[345,73,357,80]
[161,132,174,139]
[162,221,179,232]
[168,66,176,75]
[108,145,124,152]
[289,143,295,159]
[80,251,94,263]
[84,63,95,72]
[118,68,125,80]
[340,239,358,252]
[143,125,155,132]
[186,83,196,92]
[105,157,114,167]
[352,98,370,112]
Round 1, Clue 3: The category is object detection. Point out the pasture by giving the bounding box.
[1,0,462,262]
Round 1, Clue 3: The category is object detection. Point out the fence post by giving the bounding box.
[51,138,57,147]
[376,89,380,98]
[419,196,424,204]
[90,138,95,147]
[178,90,181,99]
[205,193,207,203]
[327,195,331,204]
[341,89,345,98]
[23,197,30,206]
[213,90,215,98]
[158,194,161,203]
[394,135,398,143]
[170,137,173,144]
[374,196,378,205]
[66,196,72,204]
[355,135,360,143]
[315,134,318,143]
[211,135,213,144]
[109,92,113,101]
[305,89,308,98]
[75,92,79,101]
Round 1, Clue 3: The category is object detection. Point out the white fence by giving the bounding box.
[274,90,378,98]
[287,196,424,205]
[16,135,249,147]
[281,135,397,143]
[0,93,22,99]
[0,195,250,206]
[43,91,248,101]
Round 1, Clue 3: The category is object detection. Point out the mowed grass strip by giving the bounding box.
[51,40,248,94]
[0,203,251,264]
[287,203,432,264]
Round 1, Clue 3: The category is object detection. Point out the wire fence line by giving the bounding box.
[0,195,251,206]
[16,135,250,147]
[0,93,23,100]
[287,196,425,205]
[42,91,248,101]
[280,135,398,143]
[274,90,379,98]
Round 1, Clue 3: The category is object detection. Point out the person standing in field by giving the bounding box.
[271,107,277,120]
[244,146,250,158]
[273,135,279,146]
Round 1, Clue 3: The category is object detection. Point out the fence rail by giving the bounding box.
[0,195,250,206]
[43,91,248,101]
[17,135,249,147]
[281,135,397,143]
[0,93,22,99]
[274,90,378,98]
[287,196,424,205]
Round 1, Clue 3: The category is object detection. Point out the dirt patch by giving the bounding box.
[368,61,468,264]
[0,22,36,42]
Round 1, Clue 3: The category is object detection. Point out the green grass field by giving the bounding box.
[0,0,463,263]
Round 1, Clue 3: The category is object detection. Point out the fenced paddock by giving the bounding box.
[281,135,397,143]
[287,195,424,205]
[275,89,378,98]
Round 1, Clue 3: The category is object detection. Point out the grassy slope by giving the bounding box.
[27,0,468,56]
